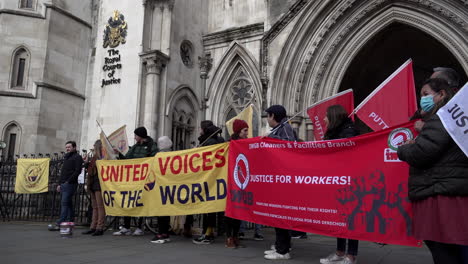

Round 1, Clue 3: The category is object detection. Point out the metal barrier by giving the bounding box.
[0,153,90,224]
[0,153,257,233]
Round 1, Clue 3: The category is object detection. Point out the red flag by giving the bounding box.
[354,59,417,131]
[307,89,354,140]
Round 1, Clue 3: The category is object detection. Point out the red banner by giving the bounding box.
[226,122,421,247]
[307,89,354,140]
[355,59,417,131]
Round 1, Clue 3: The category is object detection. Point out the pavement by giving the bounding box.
[0,222,432,264]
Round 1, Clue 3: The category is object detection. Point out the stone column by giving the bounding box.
[198,53,213,119]
[140,50,169,138]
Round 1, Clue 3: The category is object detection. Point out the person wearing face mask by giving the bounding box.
[397,78,468,264]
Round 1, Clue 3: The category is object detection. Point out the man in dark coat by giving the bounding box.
[263,105,296,260]
[192,120,225,245]
[55,141,83,228]
[113,126,158,236]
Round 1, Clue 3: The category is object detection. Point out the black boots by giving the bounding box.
[92,230,104,236]
[82,229,96,235]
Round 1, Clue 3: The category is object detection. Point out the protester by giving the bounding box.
[430,67,461,93]
[151,136,173,244]
[49,141,83,230]
[193,120,225,245]
[225,119,249,248]
[82,140,105,236]
[263,105,297,260]
[113,126,158,236]
[319,105,359,264]
[414,67,462,132]
[398,78,468,264]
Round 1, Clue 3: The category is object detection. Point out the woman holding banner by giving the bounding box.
[82,140,106,236]
[320,105,359,264]
[224,119,249,248]
[398,78,468,264]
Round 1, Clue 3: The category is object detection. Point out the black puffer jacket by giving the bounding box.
[198,125,225,146]
[324,118,359,140]
[397,115,468,201]
[59,151,84,184]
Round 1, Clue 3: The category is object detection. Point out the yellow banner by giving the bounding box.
[97,143,229,216]
[225,104,253,138]
[15,158,49,194]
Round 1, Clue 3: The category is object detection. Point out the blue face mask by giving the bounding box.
[420,95,435,112]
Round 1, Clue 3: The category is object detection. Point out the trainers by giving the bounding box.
[47,224,60,231]
[265,245,292,254]
[339,257,357,264]
[320,253,345,264]
[291,234,307,239]
[254,233,264,241]
[192,235,214,245]
[238,232,245,239]
[112,227,132,236]
[264,252,291,260]
[151,234,170,244]
[132,228,144,236]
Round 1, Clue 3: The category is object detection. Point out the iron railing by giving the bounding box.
[0,153,90,224]
[0,153,257,233]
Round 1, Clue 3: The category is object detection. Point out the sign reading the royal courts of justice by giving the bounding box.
[102,10,127,88]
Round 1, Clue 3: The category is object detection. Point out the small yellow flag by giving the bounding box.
[225,105,254,138]
[15,158,50,194]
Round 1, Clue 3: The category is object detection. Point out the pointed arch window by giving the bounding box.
[19,0,34,9]
[2,122,21,160]
[10,48,30,90]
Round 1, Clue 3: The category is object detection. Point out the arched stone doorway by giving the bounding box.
[339,22,467,105]
[268,0,468,139]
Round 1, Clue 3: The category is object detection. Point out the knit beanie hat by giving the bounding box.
[200,120,214,130]
[134,127,148,138]
[233,119,249,134]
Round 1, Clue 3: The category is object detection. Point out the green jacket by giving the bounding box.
[120,137,158,159]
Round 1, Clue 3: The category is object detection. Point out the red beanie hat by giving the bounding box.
[233,119,249,134]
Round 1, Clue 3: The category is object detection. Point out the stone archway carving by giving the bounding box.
[270,0,468,116]
[207,41,262,129]
[166,86,199,150]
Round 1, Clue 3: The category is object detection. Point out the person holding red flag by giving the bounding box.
[319,105,360,264]
[397,78,468,264]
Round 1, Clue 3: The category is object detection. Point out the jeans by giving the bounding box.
[57,183,77,224]
[239,221,262,234]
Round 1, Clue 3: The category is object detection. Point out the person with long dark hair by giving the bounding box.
[82,140,105,236]
[398,78,468,264]
[320,104,359,264]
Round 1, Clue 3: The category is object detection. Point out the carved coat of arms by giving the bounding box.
[103,10,128,48]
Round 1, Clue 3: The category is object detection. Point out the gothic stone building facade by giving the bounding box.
[1,0,467,157]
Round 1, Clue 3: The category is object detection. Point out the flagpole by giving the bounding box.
[269,108,305,136]
[197,128,222,148]
[96,120,113,147]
